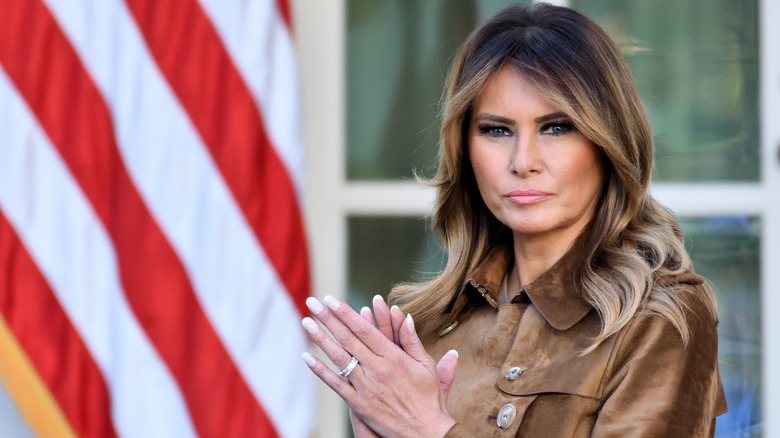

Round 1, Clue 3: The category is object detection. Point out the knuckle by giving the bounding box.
[315,310,332,323]
[370,365,391,382]
[309,328,328,344]
[336,355,352,369]
[353,322,374,339]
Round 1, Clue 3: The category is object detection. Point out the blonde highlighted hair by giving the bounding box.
[389,3,717,350]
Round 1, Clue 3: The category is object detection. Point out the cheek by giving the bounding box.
[468,150,501,199]
[562,151,604,198]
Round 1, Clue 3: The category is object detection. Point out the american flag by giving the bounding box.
[0,0,313,437]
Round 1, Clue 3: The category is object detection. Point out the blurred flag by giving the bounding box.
[0,0,312,437]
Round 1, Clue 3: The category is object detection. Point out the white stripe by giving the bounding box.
[43,1,313,437]
[0,65,197,438]
[197,0,305,196]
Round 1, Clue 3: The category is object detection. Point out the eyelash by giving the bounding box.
[477,121,574,137]
[540,121,573,135]
[477,124,512,137]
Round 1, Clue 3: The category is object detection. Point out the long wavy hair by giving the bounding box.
[389,3,717,350]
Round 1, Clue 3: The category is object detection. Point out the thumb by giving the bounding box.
[398,313,431,363]
[436,349,458,400]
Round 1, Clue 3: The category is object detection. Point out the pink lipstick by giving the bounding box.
[505,189,553,205]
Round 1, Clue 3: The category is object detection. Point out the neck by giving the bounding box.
[511,231,580,286]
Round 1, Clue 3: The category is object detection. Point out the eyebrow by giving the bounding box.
[472,114,515,125]
[472,111,570,125]
[535,111,569,124]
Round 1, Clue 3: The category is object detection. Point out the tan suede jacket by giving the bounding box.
[421,246,728,437]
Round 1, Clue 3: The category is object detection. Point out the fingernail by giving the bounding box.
[360,306,371,315]
[302,317,319,335]
[373,294,384,303]
[406,313,415,335]
[306,297,324,314]
[446,349,459,359]
[302,352,317,368]
[324,295,340,311]
[391,305,400,313]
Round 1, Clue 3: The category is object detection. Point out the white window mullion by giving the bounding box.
[295,0,348,437]
[651,184,766,216]
[760,0,780,436]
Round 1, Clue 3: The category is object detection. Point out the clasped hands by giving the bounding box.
[301,295,458,438]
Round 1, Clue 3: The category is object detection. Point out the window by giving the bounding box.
[295,1,780,436]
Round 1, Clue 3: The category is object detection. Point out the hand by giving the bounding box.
[350,297,459,437]
[367,296,459,401]
[301,295,458,438]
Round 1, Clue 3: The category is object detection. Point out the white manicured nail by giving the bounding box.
[306,297,324,314]
[372,294,384,304]
[446,349,459,359]
[302,317,319,335]
[406,313,415,334]
[360,306,371,316]
[324,295,340,311]
[302,352,316,368]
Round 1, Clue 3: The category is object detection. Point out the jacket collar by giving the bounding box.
[445,244,592,332]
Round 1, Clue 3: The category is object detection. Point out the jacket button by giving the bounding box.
[505,366,523,380]
[496,403,517,429]
[436,320,459,337]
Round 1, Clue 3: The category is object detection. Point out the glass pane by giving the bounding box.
[680,216,762,436]
[346,0,528,181]
[346,216,445,308]
[571,0,760,182]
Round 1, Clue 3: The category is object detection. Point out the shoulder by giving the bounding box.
[616,271,719,372]
[650,271,719,344]
[593,272,727,435]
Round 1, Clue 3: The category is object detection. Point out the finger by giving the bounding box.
[397,313,434,365]
[390,305,406,345]
[302,352,357,403]
[306,297,373,366]
[301,316,358,374]
[372,295,394,342]
[360,306,375,325]
[436,349,459,401]
[315,295,396,358]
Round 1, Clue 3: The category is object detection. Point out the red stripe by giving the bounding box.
[124,0,311,318]
[0,2,277,437]
[277,0,293,30]
[0,211,118,438]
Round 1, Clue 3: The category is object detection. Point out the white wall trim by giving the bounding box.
[760,0,780,435]
[294,1,348,437]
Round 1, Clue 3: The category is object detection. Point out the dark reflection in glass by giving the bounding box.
[347,0,528,181]
[346,216,445,309]
[571,0,760,181]
[680,216,762,437]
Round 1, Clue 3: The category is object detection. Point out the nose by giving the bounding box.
[509,133,541,176]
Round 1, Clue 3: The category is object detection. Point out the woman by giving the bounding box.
[301,4,727,437]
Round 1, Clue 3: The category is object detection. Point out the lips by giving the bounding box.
[504,189,553,205]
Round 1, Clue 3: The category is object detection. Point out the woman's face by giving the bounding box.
[468,66,604,249]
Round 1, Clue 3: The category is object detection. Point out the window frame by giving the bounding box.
[293,0,780,436]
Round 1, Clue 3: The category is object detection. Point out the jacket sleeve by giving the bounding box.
[591,294,728,437]
[442,424,472,438]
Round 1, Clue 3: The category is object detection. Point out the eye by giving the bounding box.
[478,125,512,137]
[540,121,573,135]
